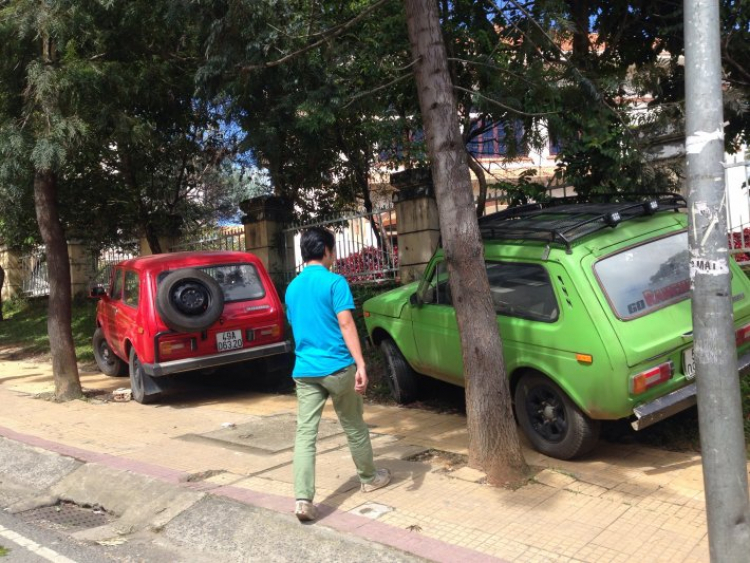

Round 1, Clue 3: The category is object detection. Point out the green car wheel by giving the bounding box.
[381,339,418,404]
[514,372,600,460]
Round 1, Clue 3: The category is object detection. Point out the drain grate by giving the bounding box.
[19,502,113,531]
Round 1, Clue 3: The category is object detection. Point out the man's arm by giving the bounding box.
[337,309,368,394]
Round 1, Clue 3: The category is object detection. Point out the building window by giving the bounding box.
[467,120,527,158]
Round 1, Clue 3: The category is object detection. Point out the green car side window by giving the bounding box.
[486,261,558,322]
[422,261,452,306]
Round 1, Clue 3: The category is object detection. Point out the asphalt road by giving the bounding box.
[0,509,191,563]
[0,436,424,563]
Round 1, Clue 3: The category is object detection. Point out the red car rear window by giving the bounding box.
[158,263,266,303]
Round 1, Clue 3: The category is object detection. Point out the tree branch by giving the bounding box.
[454,86,558,117]
[342,72,412,108]
[240,0,392,71]
[447,57,546,87]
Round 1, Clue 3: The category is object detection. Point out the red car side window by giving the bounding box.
[111,269,124,301]
[123,270,139,307]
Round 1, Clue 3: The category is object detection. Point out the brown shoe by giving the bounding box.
[295,500,317,522]
[361,468,392,493]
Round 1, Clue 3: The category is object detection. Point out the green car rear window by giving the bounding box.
[595,231,690,319]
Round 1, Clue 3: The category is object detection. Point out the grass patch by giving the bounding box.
[0,296,97,363]
[0,545,8,557]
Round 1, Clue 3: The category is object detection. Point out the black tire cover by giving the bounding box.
[156,268,225,333]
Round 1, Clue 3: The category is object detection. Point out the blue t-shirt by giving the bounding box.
[285,265,355,377]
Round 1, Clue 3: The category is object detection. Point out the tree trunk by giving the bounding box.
[144,221,164,255]
[404,0,528,485]
[468,155,489,219]
[568,0,591,67]
[0,264,5,321]
[33,169,82,401]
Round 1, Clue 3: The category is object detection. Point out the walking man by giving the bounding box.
[285,227,391,522]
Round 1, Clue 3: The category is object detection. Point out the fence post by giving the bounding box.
[0,247,23,301]
[240,196,289,279]
[67,240,96,297]
[391,168,440,283]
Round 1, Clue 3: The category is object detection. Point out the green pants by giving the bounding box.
[293,365,376,501]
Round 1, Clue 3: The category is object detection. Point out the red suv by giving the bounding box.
[91,251,291,403]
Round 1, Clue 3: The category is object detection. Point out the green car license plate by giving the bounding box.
[683,347,696,380]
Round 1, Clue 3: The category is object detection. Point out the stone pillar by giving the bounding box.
[240,196,290,279]
[391,168,441,284]
[0,247,23,301]
[67,241,96,297]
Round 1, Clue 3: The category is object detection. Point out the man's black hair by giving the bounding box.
[300,227,336,262]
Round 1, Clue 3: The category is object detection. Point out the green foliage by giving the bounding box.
[0,297,97,362]
[491,169,550,207]
[0,0,250,251]
[0,545,8,557]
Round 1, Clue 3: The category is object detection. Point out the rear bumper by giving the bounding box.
[143,340,292,377]
[631,350,750,430]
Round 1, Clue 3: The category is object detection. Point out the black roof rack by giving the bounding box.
[478,193,686,253]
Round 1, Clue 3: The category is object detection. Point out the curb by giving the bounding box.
[0,424,506,563]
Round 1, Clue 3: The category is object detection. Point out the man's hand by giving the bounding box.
[354,365,369,395]
[338,309,368,395]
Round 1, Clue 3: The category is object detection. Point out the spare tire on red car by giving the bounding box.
[156,268,225,333]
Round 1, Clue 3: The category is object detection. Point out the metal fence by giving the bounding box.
[725,155,750,265]
[170,226,246,253]
[283,205,398,284]
[94,245,138,285]
[21,246,49,297]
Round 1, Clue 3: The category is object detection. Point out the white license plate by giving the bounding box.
[683,347,696,381]
[216,330,243,352]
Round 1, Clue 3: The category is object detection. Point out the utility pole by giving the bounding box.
[684,1,750,560]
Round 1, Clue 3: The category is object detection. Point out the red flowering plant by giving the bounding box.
[730,230,750,263]
[334,246,399,283]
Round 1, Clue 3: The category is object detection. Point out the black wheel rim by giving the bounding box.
[170,282,209,316]
[524,384,567,443]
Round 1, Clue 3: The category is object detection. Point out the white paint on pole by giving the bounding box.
[690,256,729,277]
[685,128,724,154]
[0,524,79,563]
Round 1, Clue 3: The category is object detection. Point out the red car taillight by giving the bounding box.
[736,323,750,347]
[630,361,674,395]
[257,324,282,338]
[158,336,196,360]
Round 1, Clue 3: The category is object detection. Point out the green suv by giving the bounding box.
[363,196,750,459]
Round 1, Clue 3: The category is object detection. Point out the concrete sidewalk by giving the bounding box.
[0,358,729,562]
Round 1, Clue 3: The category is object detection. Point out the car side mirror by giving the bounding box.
[409,292,422,307]
[89,285,107,299]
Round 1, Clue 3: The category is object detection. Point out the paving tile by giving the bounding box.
[534,469,577,489]
[0,359,726,563]
[563,480,608,498]
[448,466,486,483]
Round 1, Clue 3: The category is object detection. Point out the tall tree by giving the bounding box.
[0,0,240,399]
[0,0,87,400]
[404,0,528,483]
